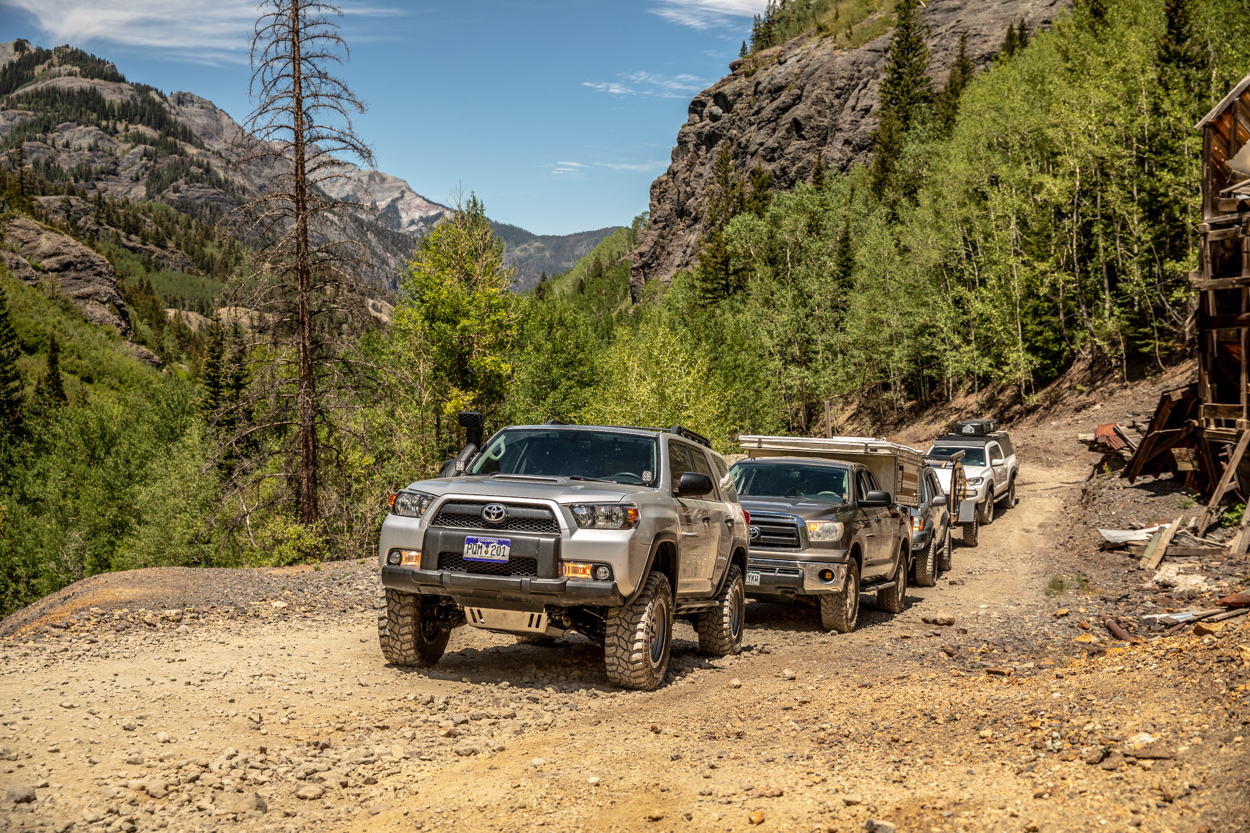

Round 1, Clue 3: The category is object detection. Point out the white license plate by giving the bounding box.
[745,570,761,586]
[464,536,511,563]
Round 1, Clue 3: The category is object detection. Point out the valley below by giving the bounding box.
[1,374,1247,833]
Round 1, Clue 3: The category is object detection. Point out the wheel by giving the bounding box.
[514,634,557,646]
[912,534,937,588]
[696,565,745,656]
[378,589,450,667]
[878,545,908,614]
[937,526,953,572]
[819,559,860,633]
[604,572,673,690]
[980,488,995,525]
[1006,476,1017,507]
[962,514,979,547]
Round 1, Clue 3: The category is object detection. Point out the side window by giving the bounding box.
[989,443,1002,463]
[711,455,739,502]
[856,470,877,501]
[692,449,721,501]
[998,436,1014,457]
[669,442,694,486]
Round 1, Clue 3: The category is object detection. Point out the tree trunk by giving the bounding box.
[290,0,319,525]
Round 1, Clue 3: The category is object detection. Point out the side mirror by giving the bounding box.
[860,490,892,508]
[675,471,715,497]
[991,458,1005,466]
[932,495,949,508]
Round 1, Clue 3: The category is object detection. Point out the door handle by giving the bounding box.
[701,516,711,525]
[724,518,735,527]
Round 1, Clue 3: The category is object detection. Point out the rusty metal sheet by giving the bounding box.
[1094,423,1127,450]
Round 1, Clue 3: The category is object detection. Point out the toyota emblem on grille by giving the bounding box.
[481,503,508,523]
[748,526,760,540]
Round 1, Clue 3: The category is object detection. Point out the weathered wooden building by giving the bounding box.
[1125,75,1250,544]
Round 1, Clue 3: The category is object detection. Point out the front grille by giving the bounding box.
[431,502,560,534]
[438,552,539,577]
[750,515,802,549]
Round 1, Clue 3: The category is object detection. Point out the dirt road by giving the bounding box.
[2,410,1248,833]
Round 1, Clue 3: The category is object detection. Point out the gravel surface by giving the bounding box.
[0,362,1247,833]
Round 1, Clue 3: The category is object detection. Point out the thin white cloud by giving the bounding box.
[597,161,669,172]
[582,71,708,99]
[0,0,401,63]
[650,0,766,30]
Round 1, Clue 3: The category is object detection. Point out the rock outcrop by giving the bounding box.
[2,216,133,336]
[629,0,1070,295]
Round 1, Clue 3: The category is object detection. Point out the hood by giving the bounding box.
[740,497,846,522]
[406,474,634,504]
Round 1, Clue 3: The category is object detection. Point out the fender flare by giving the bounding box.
[623,531,681,607]
[711,540,750,597]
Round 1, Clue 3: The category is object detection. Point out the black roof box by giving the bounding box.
[954,419,998,436]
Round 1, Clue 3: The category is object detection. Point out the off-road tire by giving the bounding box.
[980,488,995,525]
[912,533,938,587]
[378,588,450,667]
[696,565,745,656]
[514,635,557,646]
[937,527,953,572]
[819,560,860,633]
[962,514,979,547]
[878,545,908,614]
[1006,476,1017,507]
[604,572,673,691]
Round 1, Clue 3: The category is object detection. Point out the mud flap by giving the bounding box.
[958,499,978,524]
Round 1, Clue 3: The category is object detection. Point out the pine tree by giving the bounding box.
[739,40,748,59]
[811,149,827,189]
[999,24,1020,60]
[877,0,932,132]
[936,33,975,136]
[0,286,23,440]
[200,322,226,421]
[1016,20,1030,51]
[694,143,746,304]
[31,331,67,413]
[870,0,932,197]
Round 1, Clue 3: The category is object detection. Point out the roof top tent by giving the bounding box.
[737,435,924,508]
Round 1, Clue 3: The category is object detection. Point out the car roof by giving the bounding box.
[509,424,661,439]
[731,456,853,468]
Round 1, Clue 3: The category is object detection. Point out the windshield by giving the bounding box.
[469,428,659,486]
[729,462,849,504]
[928,446,986,466]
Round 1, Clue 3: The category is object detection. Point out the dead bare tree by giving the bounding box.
[220,0,377,530]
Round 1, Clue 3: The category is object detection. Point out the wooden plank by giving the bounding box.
[1202,403,1245,419]
[1197,430,1250,536]
[1191,276,1250,291]
[1140,529,1165,569]
[1142,516,1185,571]
[1165,546,1228,557]
[1228,509,1250,555]
[1201,312,1250,329]
[1205,606,1250,624]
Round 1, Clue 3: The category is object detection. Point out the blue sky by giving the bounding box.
[0,0,768,235]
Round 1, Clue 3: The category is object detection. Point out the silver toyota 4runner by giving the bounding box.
[377,419,750,691]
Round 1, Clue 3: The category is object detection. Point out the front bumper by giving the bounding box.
[381,565,625,607]
[745,556,848,596]
[911,528,931,552]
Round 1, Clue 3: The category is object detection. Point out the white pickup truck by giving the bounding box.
[925,420,1019,547]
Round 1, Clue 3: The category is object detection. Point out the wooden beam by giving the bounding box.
[1197,430,1250,536]
[1229,509,1250,555]
[1142,516,1185,571]
[1165,546,1228,557]
[1191,276,1250,291]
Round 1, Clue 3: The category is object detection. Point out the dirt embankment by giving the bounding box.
[1,363,1248,833]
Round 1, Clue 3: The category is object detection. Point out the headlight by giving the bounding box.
[806,521,844,542]
[391,490,434,518]
[571,503,640,529]
[966,477,984,486]
[911,516,924,532]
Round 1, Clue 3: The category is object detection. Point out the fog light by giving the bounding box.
[819,568,835,583]
[398,549,420,566]
[563,562,593,579]
[387,550,402,565]
[593,565,612,581]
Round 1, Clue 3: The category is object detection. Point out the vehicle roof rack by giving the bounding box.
[671,425,712,448]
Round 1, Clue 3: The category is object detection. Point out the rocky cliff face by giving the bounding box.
[1,216,134,337]
[630,0,1070,295]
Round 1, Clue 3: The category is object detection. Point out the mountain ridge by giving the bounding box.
[629,0,1071,295]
